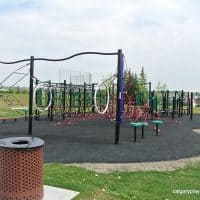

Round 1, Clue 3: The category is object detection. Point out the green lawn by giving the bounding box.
[0,93,28,118]
[193,107,200,114]
[45,164,200,200]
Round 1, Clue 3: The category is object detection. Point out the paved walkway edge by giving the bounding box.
[63,156,200,173]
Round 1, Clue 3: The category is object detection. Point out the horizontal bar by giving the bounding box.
[0,51,118,65]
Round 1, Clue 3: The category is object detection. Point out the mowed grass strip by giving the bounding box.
[45,163,200,200]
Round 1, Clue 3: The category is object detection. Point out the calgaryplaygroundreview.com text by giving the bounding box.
[172,189,200,195]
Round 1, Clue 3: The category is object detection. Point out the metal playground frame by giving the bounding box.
[0,49,124,144]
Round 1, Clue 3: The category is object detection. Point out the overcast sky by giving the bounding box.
[0,0,200,91]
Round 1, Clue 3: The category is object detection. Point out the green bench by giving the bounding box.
[129,122,148,142]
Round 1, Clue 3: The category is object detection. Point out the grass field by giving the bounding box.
[45,164,200,200]
[0,93,28,117]
[193,107,200,114]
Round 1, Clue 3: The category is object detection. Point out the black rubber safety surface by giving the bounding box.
[0,115,200,163]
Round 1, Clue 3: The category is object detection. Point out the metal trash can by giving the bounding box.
[0,137,44,200]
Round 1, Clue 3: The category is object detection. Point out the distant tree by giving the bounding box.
[155,81,167,91]
[133,73,139,92]
[124,68,138,105]
[137,67,148,104]
[138,67,148,93]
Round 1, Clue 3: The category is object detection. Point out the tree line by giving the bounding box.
[124,67,167,105]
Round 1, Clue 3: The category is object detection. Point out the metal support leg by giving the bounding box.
[142,126,144,139]
[156,124,158,136]
[25,111,27,121]
[134,126,137,142]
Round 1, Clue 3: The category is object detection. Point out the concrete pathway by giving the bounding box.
[44,185,79,200]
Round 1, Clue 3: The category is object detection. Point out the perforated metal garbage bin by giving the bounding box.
[0,137,44,200]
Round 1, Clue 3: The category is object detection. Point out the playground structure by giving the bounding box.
[149,90,193,120]
[33,73,119,121]
[58,68,92,85]
[0,49,195,144]
[1,49,200,200]
[33,79,98,120]
[123,79,193,122]
[0,50,124,144]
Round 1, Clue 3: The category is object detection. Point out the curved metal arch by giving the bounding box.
[0,51,118,65]
[34,51,118,62]
[0,59,30,65]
